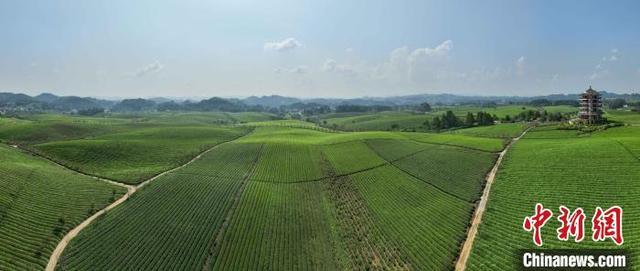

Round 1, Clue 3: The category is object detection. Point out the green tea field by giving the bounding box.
[2,109,639,271]
[3,2,639,270]
[466,126,640,270]
[0,144,126,270]
[44,122,502,270]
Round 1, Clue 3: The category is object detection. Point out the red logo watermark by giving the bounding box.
[523,203,623,246]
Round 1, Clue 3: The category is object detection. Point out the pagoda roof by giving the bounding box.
[585,86,598,94]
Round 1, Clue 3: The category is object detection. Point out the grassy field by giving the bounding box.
[0,144,126,270]
[605,109,640,125]
[466,126,640,270]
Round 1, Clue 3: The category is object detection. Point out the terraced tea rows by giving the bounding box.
[251,143,324,182]
[322,141,387,174]
[322,111,431,131]
[0,145,125,270]
[451,123,527,138]
[319,154,409,270]
[49,125,502,270]
[403,132,505,152]
[466,127,640,270]
[350,165,474,270]
[32,126,249,184]
[212,181,337,270]
[58,143,263,270]
[368,141,497,202]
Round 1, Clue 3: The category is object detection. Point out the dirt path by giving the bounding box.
[38,138,241,271]
[454,128,529,271]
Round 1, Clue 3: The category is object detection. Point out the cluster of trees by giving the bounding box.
[504,110,570,122]
[421,109,575,131]
[424,111,497,131]
[415,102,432,112]
[607,98,627,110]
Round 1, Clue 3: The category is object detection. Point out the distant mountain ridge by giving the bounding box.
[238,91,640,107]
[0,92,115,112]
[1,90,638,113]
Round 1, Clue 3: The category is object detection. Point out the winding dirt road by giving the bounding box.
[38,140,237,271]
[454,128,529,271]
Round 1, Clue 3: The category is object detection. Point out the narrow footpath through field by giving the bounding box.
[454,128,529,271]
[8,132,254,271]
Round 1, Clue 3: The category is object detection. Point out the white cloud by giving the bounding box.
[406,40,453,82]
[609,55,618,61]
[611,48,619,54]
[263,38,302,52]
[407,40,452,64]
[135,61,163,77]
[371,41,454,84]
[389,46,409,68]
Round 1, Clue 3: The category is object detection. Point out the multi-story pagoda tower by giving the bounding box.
[579,86,603,124]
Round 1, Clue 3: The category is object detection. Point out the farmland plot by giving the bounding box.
[402,132,505,152]
[250,143,324,182]
[369,143,497,202]
[211,181,337,270]
[319,153,411,270]
[350,165,475,270]
[33,126,248,184]
[0,121,118,144]
[451,123,527,138]
[45,123,515,271]
[322,111,431,131]
[0,145,125,270]
[321,141,386,175]
[57,143,262,270]
[466,132,640,270]
[363,139,430,161]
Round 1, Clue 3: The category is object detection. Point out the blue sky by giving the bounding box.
[1,0,639,98]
